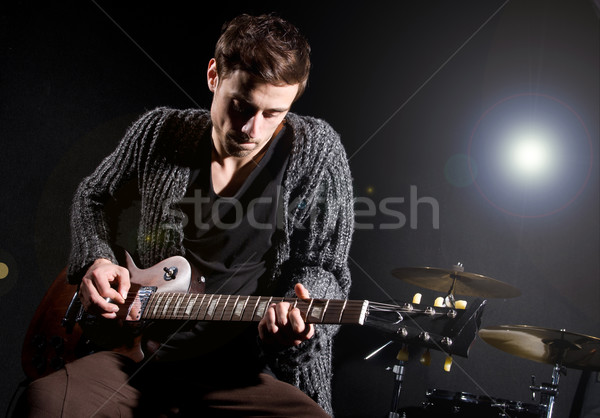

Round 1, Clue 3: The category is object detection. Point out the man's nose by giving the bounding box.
[242,113,262,138]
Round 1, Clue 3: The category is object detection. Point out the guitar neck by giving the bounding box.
[141,292,369,325]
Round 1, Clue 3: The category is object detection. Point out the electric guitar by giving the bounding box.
[22,252,486,380]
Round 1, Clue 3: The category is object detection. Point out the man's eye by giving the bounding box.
[232,100,249,113]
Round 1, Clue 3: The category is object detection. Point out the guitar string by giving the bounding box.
[143,293,367,323]
[143,294,447,327]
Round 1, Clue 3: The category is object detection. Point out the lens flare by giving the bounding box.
[468,93,593,218]
[505,129,554,182]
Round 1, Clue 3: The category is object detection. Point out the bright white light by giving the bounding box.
[512,136,549,174]
[502,128,555,183]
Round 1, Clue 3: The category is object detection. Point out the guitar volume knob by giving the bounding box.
[163,266,178,281]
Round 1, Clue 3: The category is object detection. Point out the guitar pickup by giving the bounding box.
[125,286,157,322]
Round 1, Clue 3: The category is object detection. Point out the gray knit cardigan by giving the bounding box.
[67,107,354,414]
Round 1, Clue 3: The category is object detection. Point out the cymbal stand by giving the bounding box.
[387,356,407,418]
[530,363,563,418]
[444,263,464,308]
[364,341,406,418]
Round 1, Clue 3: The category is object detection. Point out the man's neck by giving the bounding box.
[210,122,285,196]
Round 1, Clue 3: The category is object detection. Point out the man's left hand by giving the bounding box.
[258,283,315,348]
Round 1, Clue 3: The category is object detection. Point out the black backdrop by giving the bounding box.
[1,1,599,416]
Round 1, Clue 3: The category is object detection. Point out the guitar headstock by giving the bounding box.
[363,296,486,358]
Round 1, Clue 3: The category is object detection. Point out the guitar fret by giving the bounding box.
[311,299,329,323]
[253,296,272,321]
[304,298,314,322]
[243,296,260,321]
[179,294,190,319]
[196,295,211,320]
[338,300,347,323]
[184,294,198,317]
[232,296,248,321]
[327,300,348,323]
[225,296,240,321]
[204,295,221,320]
[191,295,202,320]
[216,295,230,321]
[196,294,213,320]
[152,293,165,318]
[143,294,157,319]
[161,293,176,318]
[340,300,369,325]
[173,294,185,319]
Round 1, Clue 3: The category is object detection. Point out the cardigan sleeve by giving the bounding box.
[66,108,170,284]
[266,120,354,414]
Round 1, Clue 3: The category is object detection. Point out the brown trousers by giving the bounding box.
[20,351,330,417]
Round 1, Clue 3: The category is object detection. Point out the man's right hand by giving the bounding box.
[79,259,131,319]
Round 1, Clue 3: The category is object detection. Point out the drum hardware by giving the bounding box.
[421,389,542,417]
[376,263,503,417]
[366,340,459,417]
[364,341,408,418]
[529,366,563,418]
[388,353,407,418]
[479,325,600,418]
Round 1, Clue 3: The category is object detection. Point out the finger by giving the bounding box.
[294,283,310,299]
[290,307,315,342]
[275,302,290,327]
[92,268,128,304]
[115,266,131,300]
[265,304,279,334]
[94,277,126,305]
[80,278,119,317]
[288,307,309,335]
[294,321,314,342]
[304,324,315,340]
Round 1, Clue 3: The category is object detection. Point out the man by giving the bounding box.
[22,13,353,417]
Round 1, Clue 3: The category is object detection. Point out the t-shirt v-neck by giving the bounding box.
[181,125,290,296]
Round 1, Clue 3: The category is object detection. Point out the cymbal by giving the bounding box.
[390,267,521,298]
[479,325,600,371]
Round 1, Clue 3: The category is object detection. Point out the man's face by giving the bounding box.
[207,59,299,159]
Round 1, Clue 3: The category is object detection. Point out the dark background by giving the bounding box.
[1,1,598,416]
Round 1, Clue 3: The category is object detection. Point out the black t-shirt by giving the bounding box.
[181,124,290,295]
[144,125,291,367]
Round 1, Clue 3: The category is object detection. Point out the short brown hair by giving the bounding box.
[214,14,311,100]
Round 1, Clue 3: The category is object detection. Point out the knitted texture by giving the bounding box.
[68,107,354,414]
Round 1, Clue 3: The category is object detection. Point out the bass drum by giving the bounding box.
[418,389,542,417]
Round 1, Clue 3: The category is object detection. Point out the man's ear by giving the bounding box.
[207,58,219,92]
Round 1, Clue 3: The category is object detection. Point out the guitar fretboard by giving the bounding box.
[141,293,369,325]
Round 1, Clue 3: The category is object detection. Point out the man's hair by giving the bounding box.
[214,14,311,100]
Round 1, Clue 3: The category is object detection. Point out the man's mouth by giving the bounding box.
[230,135,255,146]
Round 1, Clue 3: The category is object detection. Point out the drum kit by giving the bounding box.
[378,263,600,418]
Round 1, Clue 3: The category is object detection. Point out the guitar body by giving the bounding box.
[21,253,200,380]
[21,268,83,381]
[75,252,200,363]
